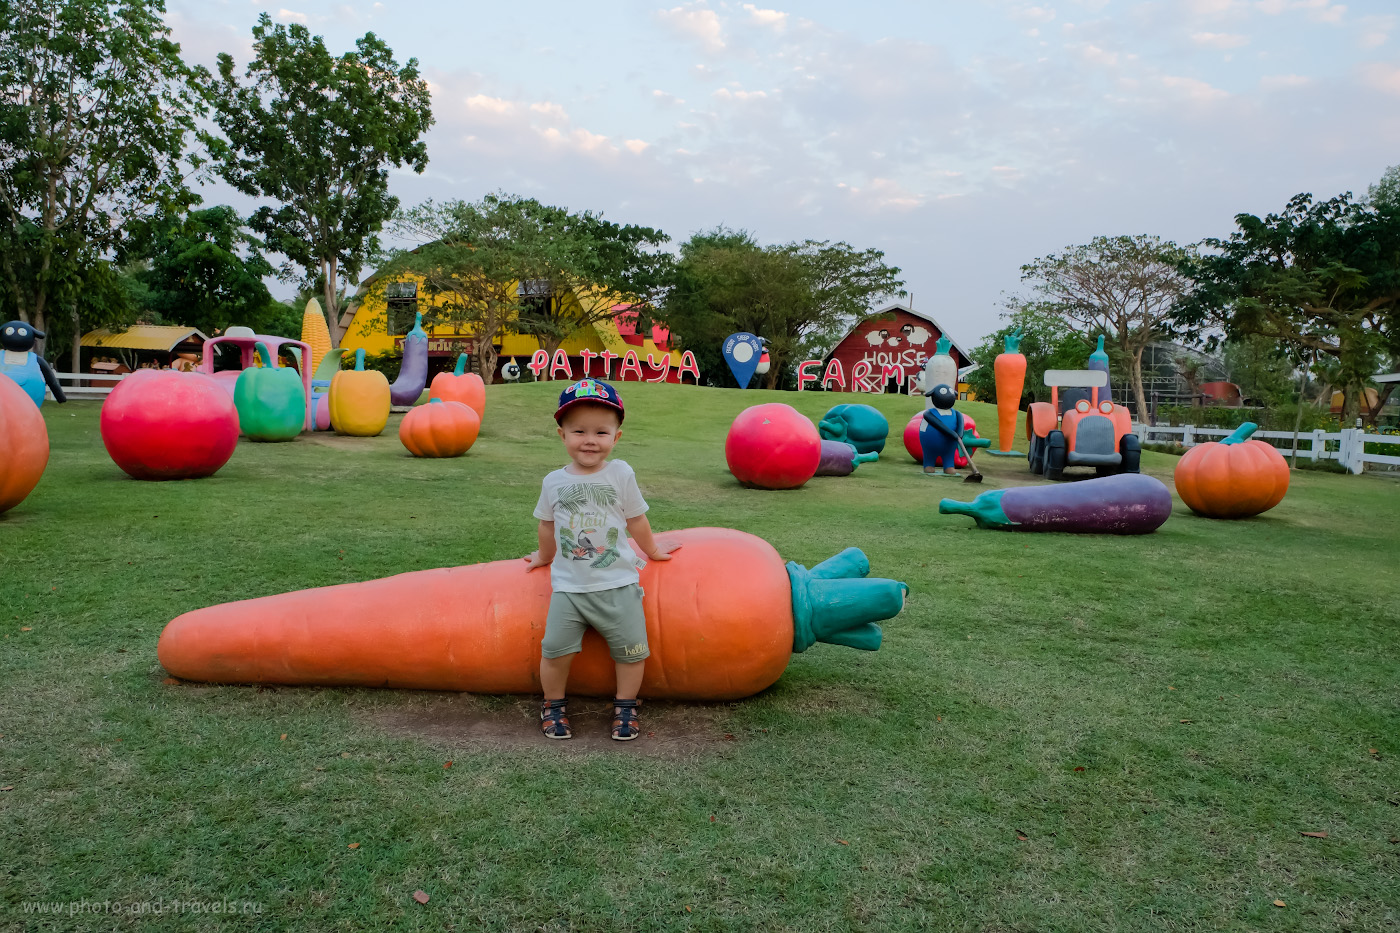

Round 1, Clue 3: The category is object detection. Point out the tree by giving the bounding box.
[648,229,748,386]
[659,230,903,388]
[1016,235,1194,422]
[122,206,281,336]
[0,0,208,369]
[375,195,556,380]
[500,205,670,360]
[790,240,906,376]
[212,13,433,347]
[964,305,1095,404]
[1177,191,1400,423]
[1220,335,1297,407]
[1368,164,1400,211]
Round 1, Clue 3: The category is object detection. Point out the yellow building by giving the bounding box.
[339,271,688,383]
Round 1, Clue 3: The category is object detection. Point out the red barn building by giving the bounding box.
[820,304,972,395]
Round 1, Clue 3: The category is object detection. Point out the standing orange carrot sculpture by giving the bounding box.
[158,528,906,701]
[991,329,1027,456]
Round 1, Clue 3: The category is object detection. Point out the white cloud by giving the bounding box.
[464,94,515,116]
[713,87,769,101]
[568,128,613,153]
[1080,44,1119,66]
[275,8,308,25]
[1186,0,1245,14]
[1014,5,1057,23]
[1161,75,1230,100]
[836,177,924,211]
[529,101,569,122]
[1299,0,1347,23]
[1260,73,1312,90]
[1255,0,1346,22]
[1192,31,1250,48]
[652,89,686,106]
[657,4,726,53]
[742,4,788,29]
[625,139,650,154]
[1359,62,1400,96]
[1357,14,1394,48]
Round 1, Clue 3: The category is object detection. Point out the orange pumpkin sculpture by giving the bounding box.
[1,372,49,514]
[428,353,486,419]
[399,399,480,458]
[156,528,907,700]
[1174,422,1289,518]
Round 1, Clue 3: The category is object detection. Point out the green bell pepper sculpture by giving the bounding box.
[234,343,306,441]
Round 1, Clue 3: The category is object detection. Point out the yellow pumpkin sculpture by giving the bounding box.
[399,399,480,458]
[328,348,390,437]
[1174,422,1289,519]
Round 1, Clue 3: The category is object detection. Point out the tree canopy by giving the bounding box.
[659,229,903,388]
[374,195,549,380]
[1177,190,1400,422]
[963,305,1097,405]
[504,205,670,359]
[121,205,283,337]
[0,0,207,366]
[1015,234,1194,421]
[212,13,433,347]
[1368,163,1400,212]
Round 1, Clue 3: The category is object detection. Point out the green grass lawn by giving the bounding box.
[3,382,1398,932]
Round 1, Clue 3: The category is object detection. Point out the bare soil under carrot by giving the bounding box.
[365,693,743,757]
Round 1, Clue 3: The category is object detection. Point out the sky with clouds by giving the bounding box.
[167,0,1400,346]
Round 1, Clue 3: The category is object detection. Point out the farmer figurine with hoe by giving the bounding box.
[919,383,985,482]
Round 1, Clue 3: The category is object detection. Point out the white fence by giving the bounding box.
[1132,423,1400,475]
[45,371,129,399]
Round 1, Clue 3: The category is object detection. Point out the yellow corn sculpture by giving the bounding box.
[301,298,333,376]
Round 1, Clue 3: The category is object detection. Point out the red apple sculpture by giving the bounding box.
[725,403,821,490]
[101,371,240,480]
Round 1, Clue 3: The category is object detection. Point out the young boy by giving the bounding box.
[524,379,678,741]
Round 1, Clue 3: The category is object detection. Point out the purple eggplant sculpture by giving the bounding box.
[815,440,879,477]
[389,312,429,406]
[939,473,1172,534]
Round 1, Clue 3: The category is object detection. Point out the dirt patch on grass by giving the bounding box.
[300,432,397,451]
[365,693,742,758]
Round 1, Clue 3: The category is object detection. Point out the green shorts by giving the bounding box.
[542,584,649,663]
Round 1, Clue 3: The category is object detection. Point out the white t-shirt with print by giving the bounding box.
[533,459,649,593]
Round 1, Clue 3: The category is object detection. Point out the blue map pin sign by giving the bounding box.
[722,332,764,388]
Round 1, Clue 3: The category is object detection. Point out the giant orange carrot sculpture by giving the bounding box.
[157,528,907,701]
[991,329,1027,456]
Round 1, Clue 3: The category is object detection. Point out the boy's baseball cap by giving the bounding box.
[555,379,625,424]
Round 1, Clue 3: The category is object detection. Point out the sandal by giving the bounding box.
[611,698,641,741]
[540,699,572,740]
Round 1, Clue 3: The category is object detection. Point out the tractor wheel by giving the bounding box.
[1045,431,1067,481]
[1027,435,1043,474]
[1120,434,1142,474]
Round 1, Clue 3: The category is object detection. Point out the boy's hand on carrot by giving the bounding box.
[522,551,550,571]
[648,539,682,562]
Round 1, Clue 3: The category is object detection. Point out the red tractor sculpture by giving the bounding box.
[1026,369,1140,480]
